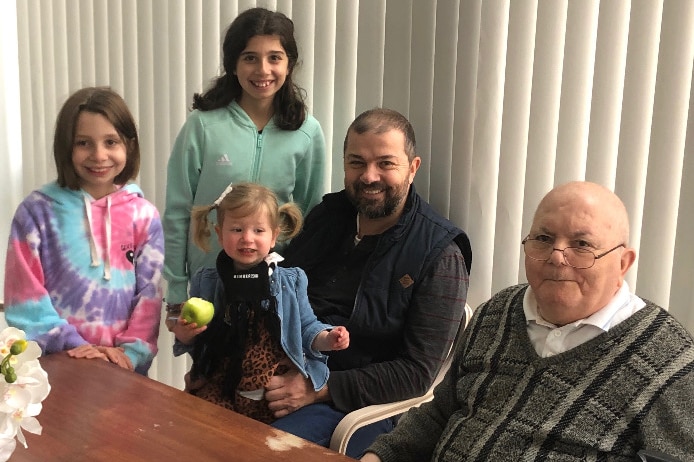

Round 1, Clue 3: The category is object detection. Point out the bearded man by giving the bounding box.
[265,108,472,458]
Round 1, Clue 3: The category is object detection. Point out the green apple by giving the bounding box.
[181,297,214,326]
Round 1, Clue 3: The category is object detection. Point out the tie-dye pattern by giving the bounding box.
[3,182,164,374]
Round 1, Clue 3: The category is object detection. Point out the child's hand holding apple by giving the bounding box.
[181,297,215,326]
[172,297,215,345]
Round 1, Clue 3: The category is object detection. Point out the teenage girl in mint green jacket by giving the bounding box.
[163,7,326,311]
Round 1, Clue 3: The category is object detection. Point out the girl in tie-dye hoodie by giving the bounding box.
[3,87,164,375]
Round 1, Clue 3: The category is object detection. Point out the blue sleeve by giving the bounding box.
[294,269,333,358]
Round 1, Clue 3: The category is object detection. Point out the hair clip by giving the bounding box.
[213,183,234,207]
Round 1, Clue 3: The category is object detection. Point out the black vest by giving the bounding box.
[282,185,472,340]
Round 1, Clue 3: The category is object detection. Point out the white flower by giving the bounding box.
[0,327,50,461]
[0,435,15,462]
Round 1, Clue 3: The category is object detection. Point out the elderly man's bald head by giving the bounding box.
[534,181,630,245]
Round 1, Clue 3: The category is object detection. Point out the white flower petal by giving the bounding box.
[15,427,26,448]
[0,417,17,439]
[0,436,17,462]
[23,403,42,418]
[19,416,42,436]
[0,328,25,345]
[0,328,49,459]
[1,387,31,409]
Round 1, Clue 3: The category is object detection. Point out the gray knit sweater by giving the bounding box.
[367,284,694,462]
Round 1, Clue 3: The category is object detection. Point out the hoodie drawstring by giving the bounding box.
[104,195,112,280]
[83,194,112,281]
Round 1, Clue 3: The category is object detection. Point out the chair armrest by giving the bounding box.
[329,390,435,454]
[328,303,473,454]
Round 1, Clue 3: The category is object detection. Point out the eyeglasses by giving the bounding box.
[521,237,624,269]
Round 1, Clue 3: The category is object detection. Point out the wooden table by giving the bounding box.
[12,353,355,461]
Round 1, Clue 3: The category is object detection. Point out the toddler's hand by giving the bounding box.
[327,326,350,350]
[172,316,207,345]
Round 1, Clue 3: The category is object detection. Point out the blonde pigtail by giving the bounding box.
[191,203,217,252]
[277,202,304,241]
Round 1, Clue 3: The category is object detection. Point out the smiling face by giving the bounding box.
[216,206,279,271]
[71,111,127,199]
[343,128,420,223]
[525,182,636,325]
[235,34,289,108]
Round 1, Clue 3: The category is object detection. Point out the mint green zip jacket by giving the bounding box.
[163,101,326,303]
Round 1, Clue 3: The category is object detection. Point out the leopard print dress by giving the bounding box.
[191,311,289,424]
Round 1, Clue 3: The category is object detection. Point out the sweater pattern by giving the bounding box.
[434,284,694,461]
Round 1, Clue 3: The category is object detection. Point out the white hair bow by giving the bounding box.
[214,183,234,207]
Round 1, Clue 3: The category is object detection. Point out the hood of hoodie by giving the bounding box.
[40,182,146,281]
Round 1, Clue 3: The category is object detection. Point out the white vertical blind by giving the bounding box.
[584,0,630,184]
[3,0,693,388]
[428,0,459,215]
[310,0,337,180]
[0,0,21,294]
[638,0,694,306]
[466,0,509,303]
[615,0,662,286]
[330,0,359,187]
[492,1,535,290]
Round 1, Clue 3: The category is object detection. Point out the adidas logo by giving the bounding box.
[216,154,231,165]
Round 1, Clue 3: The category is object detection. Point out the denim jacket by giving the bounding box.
[174,261,334,391]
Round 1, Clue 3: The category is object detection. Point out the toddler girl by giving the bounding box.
[172,182,348,423]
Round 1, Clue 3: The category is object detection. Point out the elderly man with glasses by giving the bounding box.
[362,181,694,462]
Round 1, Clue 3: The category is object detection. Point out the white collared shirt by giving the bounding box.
[523,282,646,357]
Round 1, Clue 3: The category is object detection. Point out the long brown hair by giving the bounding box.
[192,7,307,130]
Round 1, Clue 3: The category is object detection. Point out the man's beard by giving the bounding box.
[346,180,409,219]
